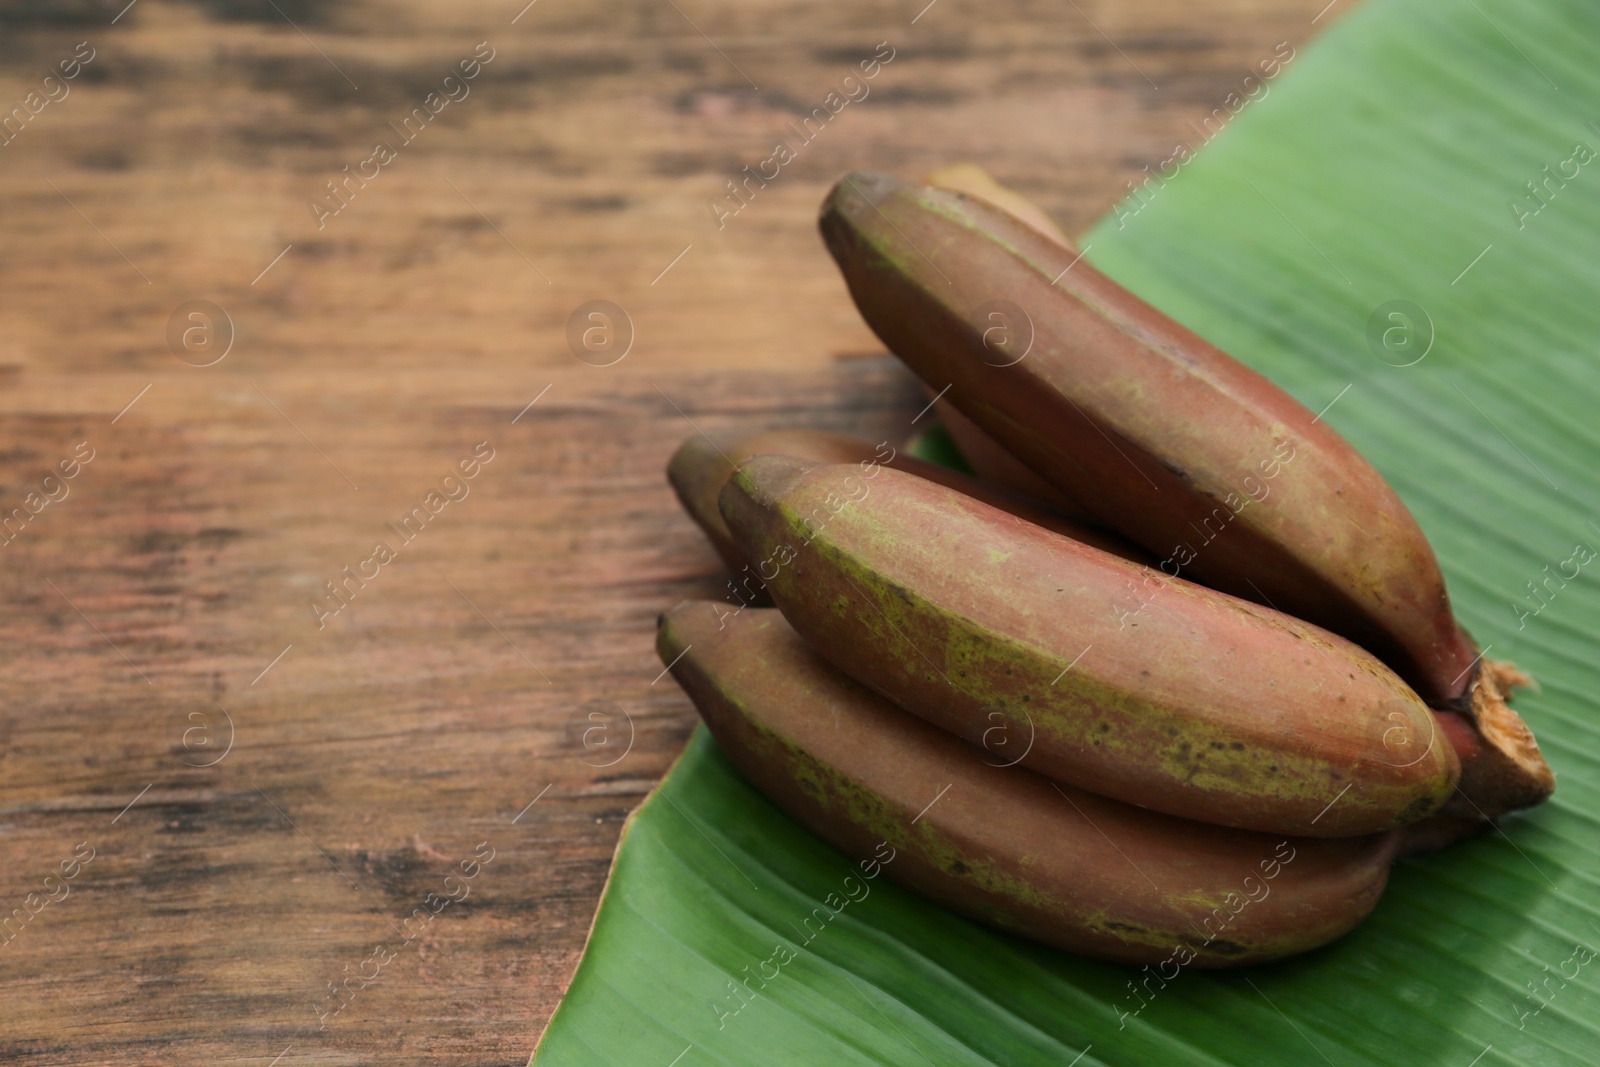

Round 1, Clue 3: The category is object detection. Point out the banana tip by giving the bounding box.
[666,434,734,497]
[718,453,813,521]
[820,170,911,252]
[656,601,697,666]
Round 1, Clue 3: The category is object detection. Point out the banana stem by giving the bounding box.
[1434,659,1553,824]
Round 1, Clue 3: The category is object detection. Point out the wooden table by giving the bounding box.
[0,0,1324,1062]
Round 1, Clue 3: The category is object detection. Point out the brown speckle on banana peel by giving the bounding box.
[657,601,1401,968]
[665,428,1145,585]
[818,170,1482,711]
[719,455,1460,839]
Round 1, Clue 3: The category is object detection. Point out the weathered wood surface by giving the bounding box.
[0,0,1322,1062]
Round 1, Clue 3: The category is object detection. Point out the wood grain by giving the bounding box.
[0,0,1322,1062]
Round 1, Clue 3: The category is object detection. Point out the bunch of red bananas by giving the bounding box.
[656,166,1552,967]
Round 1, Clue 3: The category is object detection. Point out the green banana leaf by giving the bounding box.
[533,0,1600,1062]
